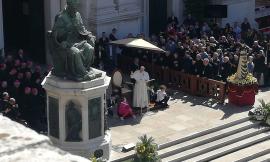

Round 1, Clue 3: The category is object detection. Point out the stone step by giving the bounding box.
[235,148,270,162]
[161,126,270,162]
[159,117,250,150]
[158,120,259,159]
[211,140,270,162]
[248,154,270,162]
[182,131,270,162]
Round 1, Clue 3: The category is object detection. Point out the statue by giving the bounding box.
[235,50,248,80]
[65,101,82,142]
[48,0,101,81]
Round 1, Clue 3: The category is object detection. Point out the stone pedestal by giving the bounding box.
[42,68,111,160]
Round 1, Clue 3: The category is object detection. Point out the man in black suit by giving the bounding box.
[167,14,179,28]
[109,28,118,41]
[220,56,232,82]
[200,58,214,79]
[109,28,118,66]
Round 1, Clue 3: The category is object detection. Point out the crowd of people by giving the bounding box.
[0,49,46,132]
[94,15,270,86]
[93,15,270,120]
[3,15,269,123]
[139,16,268,85]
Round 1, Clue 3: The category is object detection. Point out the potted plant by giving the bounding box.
[249,99,270,125]
[89,155,107,162]
[135,135,160,162]
[227,50,258,106]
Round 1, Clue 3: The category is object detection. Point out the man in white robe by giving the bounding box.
[131,66,149,109]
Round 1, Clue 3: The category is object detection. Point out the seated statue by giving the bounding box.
[48,0,101,81]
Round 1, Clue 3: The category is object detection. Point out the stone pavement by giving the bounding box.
[109,87,270,161]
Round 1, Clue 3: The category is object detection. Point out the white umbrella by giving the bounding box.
[109,38,166,53]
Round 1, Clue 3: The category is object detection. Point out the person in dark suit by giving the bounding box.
[182,53,193,74]
[0,64,8,81]
[167,14,179,28]
[0,92,9,113]
[171,53,182,70]
[9,80,22,106]
[3,98,19,121]
[109,28,118,66]
[200,58,214,79]
[220,56,232,82]
[99,32,109,46]
[241,18,251,34]
[193,54,203,75]
[183,14,195,26]
[109,28,118,41]
[130,57,140,73]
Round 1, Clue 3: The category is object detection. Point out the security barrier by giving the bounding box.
[119,55,226,103]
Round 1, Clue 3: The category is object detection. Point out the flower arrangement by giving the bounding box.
[135,134,160,162]
[227,73,257,85]
[249,99,270,125]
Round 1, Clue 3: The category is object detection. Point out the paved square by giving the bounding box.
[109,88,270,160]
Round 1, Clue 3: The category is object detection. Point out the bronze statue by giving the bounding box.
[48,0,101,81]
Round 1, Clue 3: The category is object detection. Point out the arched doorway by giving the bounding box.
[2,0,45,63]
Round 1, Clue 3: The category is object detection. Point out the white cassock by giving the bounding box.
[131,70,149,108]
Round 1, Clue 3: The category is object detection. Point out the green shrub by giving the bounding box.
[134,135,160,162]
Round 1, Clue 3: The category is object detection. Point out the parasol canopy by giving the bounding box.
[109,38,166,53]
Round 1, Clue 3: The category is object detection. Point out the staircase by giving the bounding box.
[158,117,270,162]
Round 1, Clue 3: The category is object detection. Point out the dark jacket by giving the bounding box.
[254,56,266,73]
[220,62,232,81]
[200,64,214,79]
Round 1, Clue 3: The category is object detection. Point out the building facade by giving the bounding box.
[0,0,261,64]
[211,0,256,28]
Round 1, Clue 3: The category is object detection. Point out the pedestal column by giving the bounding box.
[42,68,111,159]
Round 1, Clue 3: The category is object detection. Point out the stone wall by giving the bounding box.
[82,0,144,38]
[211,0,256,28]
[0,115,90,162]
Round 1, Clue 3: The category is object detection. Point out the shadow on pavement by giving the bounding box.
[168,89,253,120]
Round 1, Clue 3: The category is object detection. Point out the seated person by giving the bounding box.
[117,97,136,120]
[0,92,10,112]
[3,98,19,121]
[155,85,170,108]
[106,97,115,117]
[149,86,157,103]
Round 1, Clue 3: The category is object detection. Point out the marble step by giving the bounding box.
[158,120,259,159]
[211,140,270,162]
[182,130,270,162]
[162,126,270,162]
[248,154,270,162]
[159,117,250,150]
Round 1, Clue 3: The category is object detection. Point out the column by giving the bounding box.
[82,99,88,142]
[172,0,184,23]
[167,0,173,17]
[0,0,4,54]
[143,0,149,36]
[44,0,61,65]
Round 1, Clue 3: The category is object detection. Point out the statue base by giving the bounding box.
[42,68,111,160]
